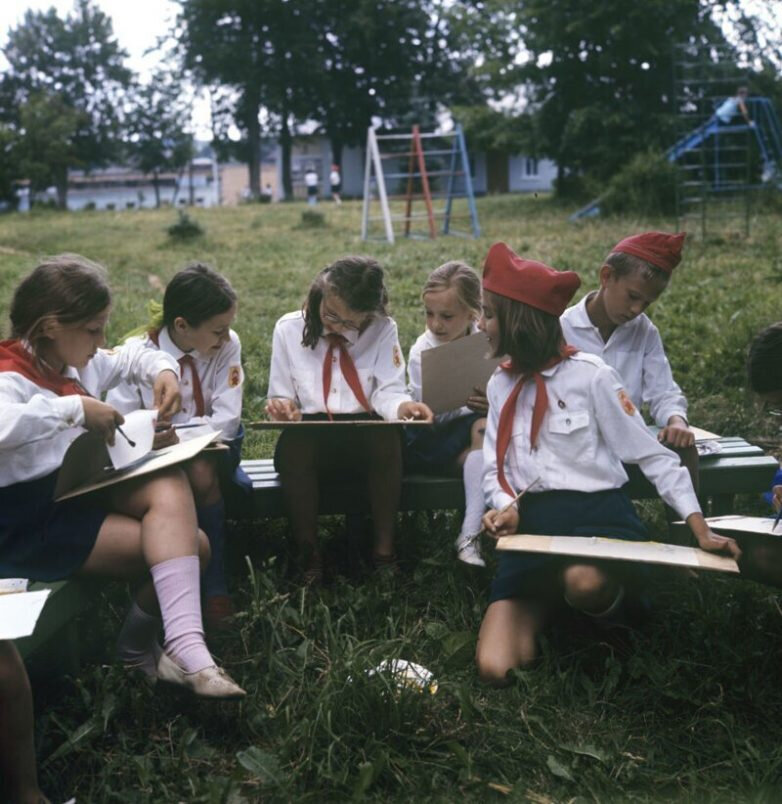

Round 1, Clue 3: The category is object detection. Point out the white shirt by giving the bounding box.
[106,327,244,440]
[0,341,177,487]
[268,311,411,421]
[407,323,479,423]
[329,170,340,186]
[560,293,688,428]
[304,171,318,188]
[482,352,701,520]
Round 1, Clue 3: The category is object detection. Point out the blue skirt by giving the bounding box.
[0,472,108,581]
[489,488,648,603]
[403,413,481,474]
[223,423,252,495]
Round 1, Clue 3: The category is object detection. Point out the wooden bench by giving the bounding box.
[18,436,777,666]
[234,436,779,520]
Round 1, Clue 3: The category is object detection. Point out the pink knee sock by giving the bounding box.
[150,555,214,674]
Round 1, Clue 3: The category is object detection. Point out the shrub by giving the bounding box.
[297,210,326,229]
[600,151,677,217]
[166,209,204,240]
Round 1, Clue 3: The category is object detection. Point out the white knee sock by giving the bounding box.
[116,601,161,678]
[150,555,214,674]
[459,449,485,539]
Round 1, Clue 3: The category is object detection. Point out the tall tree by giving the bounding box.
[124,71,194,207]
[176,0,319,200]
[1,0,132,206]
[484,0,735,192]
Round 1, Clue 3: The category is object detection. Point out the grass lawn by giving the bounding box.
[2,195,782,802]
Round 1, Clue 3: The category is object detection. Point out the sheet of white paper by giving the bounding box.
[674,515,781,536]
[176,424,218,443]
[0,589,51,639]
[107,409,157,469]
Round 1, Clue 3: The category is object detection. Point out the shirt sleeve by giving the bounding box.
[591,364,700,518]
[187,334,244,439]
[407,341,422,401]
[0,376,84,450]
[105,378,144,415]
[370,321,413,421]
[90,340,179,394]
[482,372,517,512]
[267,319,298,402]
[641,324,688,427]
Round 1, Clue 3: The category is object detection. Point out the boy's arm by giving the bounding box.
[641,324,689,431]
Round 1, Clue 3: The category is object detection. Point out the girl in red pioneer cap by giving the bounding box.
[475,242,739,685]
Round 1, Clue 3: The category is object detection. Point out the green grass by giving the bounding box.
[3,196,782,802]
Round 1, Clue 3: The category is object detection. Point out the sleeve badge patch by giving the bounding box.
[618,389,636,416]
[392,344,402,368]
[228,365,242,388]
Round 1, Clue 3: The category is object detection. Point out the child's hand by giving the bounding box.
[153,423,179,449]
[772,485,782,512]
[481,506,519,539]
[658,417,695,448]
[466,386,489,414]
[266,397,302,422]
[81,397,124,445]
[398,401,434,422]
[688,512,741,560]
[153,370,182,419]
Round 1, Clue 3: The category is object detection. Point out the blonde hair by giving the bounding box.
[421,261,481,319]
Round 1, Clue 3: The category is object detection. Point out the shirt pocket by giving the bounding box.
[546,409,595,462]
[291,366,320,410]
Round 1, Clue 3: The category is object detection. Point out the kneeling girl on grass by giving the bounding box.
[475,243,739,685]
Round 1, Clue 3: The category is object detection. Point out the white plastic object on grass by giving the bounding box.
[367,660,439,695]
[0,578,28,594]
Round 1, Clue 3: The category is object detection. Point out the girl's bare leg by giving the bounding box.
[476,599,544,685]
[364,429,402,559]
[0,641,48,804]
[562,563,621,614]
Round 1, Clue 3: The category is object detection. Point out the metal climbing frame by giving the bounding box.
[360,124,480,244]
[672,43,752,238]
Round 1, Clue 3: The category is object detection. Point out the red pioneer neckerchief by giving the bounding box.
[495,345,578,498]
[322,333,371,421]
[0,339,89,397]
[149,328,205,417]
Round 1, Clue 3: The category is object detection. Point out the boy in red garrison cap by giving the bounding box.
[561,231,693,450]
[476,243,739,685]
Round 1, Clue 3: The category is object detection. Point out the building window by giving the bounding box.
[524,158,539,177]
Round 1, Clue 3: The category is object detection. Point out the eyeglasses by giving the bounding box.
[321,305,371,332]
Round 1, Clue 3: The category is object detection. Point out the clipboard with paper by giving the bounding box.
[421,332,501,415]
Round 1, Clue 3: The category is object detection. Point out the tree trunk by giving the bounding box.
[55,166,68,209]
[280,113,293,201]
[247,108,261,199]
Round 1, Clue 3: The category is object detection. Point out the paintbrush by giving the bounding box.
[773,506,782,532]
[471,475,541,543]
[115,425,136,448]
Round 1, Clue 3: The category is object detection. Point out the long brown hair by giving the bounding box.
[10,254,111,355]
[486,290,565,373]
[748,322,782,394]
[301,256,389,348]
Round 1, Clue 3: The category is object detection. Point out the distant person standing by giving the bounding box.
[304,166,319,206]
[715,86,753,127]
[329,164,342,205]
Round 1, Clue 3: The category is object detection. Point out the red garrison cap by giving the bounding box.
[483,242,581,317]
[611,231,686,274]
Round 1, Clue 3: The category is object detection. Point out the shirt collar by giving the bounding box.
[567,292,599,329]
[157,326,207,363]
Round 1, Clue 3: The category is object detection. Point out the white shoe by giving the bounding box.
[156,651,246,700]
[455,534,486,567]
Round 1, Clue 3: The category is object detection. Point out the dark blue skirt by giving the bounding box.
[489,488,648,603]
[0,472,108,581]
[223,423,252,495]
[403,413,481,474]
